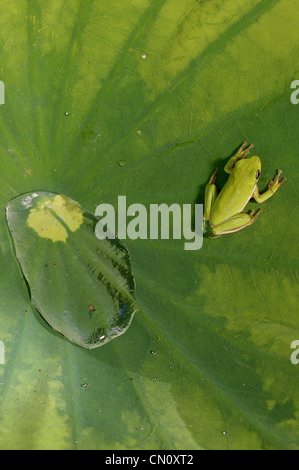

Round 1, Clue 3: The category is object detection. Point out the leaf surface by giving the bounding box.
[0,0,298,450]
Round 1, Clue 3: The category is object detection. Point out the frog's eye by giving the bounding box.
[255,170,260,179]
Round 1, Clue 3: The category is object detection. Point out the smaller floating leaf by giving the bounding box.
[6,192,138,349]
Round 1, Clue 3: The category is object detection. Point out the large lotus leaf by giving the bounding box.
[0,0,299,450]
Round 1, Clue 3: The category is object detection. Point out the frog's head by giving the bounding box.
[237,155,261,183]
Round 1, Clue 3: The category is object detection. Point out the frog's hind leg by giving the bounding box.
[212,209,263,236]
[204,168,219,222]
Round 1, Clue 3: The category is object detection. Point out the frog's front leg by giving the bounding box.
[253,169,287,203]
[212,209,263,236]
[224,141,254,174]
[204,167,219,222]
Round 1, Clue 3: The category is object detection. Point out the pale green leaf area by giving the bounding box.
[0,0,299,450]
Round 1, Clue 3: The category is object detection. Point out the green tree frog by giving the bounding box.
[203,141,287,237]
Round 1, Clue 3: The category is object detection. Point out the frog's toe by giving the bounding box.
[243,143,254,156]
[237,141,254,158]
[268,170,287,190]
[249,208,263,221]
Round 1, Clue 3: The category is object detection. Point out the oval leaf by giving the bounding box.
[6,191,137,349]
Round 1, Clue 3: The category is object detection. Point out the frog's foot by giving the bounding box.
[236,141,254,159]
[211,209,262,236]
[254,170,286,203]
[248,208,263,222]
[224,142,254,174]
[268,169,287,192]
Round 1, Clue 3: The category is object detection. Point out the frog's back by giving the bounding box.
[210,158,259,227]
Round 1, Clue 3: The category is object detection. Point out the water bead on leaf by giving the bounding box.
[6,191,138,349]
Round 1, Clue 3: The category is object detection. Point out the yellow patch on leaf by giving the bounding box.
[27,194,83,242]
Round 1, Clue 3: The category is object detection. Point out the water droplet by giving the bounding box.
[81,378,89,388]
[118,159,127,167]
[6,191,137,350]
